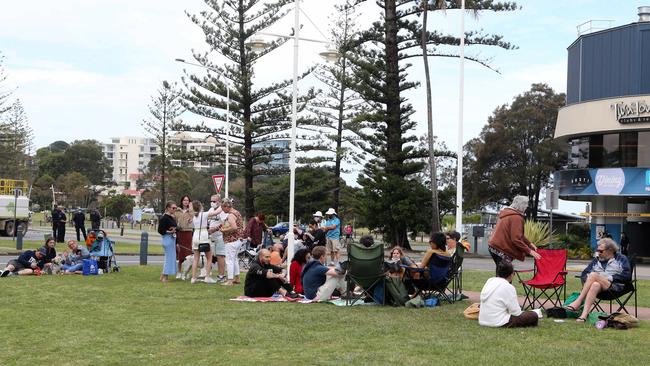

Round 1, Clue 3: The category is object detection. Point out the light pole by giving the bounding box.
[456,0,466,235]
[175,58,231,198]
[246,1,338,278]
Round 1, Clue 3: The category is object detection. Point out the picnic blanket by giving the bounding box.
[230,296,376,306]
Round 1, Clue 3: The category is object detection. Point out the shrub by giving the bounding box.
[524,220,557,247]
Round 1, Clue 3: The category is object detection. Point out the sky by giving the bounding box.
[1,0,648,214]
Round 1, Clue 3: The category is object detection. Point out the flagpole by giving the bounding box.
[455,0,466,235]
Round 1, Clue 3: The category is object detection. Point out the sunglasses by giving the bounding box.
[211,200,218,203]
[597,249,605,253]
[171,207,178,210]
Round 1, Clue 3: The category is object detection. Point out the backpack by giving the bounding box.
[599,312,640,330]
[463,303,480,320]
[385,276,410,306]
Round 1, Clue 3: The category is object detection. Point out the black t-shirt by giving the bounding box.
[157,214,177,236]
[244,260,282,296]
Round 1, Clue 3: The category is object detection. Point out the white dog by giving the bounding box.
[180,253,209,280]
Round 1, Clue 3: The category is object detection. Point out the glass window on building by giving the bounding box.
[589,135,603,168]
[603,133,620,167]
[639,131,650,167]
[620,132,638,167]
[568,137,589,168]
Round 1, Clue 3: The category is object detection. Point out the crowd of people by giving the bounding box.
[1,236,105,277]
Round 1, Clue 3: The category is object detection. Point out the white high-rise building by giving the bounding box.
[102,137,159,189]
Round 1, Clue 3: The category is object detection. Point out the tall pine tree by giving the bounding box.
[178,0,313,217]
[348,0,516,248]
[0,99,33,180]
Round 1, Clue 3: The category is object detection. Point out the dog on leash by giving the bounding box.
[180,253,209,280]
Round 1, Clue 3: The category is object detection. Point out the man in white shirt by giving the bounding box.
[479,262,538,328]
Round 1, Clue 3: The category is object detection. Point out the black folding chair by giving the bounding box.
[403,254,453,304]
[591,257,637,317]
[446,243,465,302]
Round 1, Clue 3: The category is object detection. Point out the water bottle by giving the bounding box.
[595,320,607,329]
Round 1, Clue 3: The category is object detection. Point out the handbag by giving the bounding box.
[463,303,480,320]
[197,213,210,253]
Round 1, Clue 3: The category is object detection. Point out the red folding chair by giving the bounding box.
[514,249,567,310]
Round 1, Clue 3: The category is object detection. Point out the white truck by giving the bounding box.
[0,195,30,236]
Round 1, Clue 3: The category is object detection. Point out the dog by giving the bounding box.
[180,252,209,280]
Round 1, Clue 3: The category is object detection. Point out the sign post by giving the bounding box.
[211,175,225,194]
[546,188,559,245]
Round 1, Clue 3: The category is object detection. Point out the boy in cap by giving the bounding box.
[1,247,47,277]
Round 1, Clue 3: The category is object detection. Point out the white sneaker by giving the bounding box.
[175,273,182,280]
[190,277,198,284]
[204,277,217,284]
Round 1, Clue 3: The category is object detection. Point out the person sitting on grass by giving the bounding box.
[61,240,90,274]
[289,248,311,294]
[40,237,58,275]
[270,243,285,267]
[479,261,539,328]
[1,247,47,277]
[564,238,631,323]
[244,249,299,298]
[301,246,347,301]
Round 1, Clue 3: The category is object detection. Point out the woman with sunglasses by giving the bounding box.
[158,201,178,282]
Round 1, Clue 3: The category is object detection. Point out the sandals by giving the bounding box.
[564,305,578,311]
[576,317,586,323]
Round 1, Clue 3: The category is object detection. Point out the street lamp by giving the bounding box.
[245,1,339,278]
[175,58,231,198]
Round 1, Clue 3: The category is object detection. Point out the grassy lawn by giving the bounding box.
[1,266,648,365]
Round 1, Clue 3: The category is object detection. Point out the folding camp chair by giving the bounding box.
[404,254,453,304]
[345,242,385,306]
[446,243,465,302]
[238,239,257,270]
[591,256,637,317]
[514,249,567,310]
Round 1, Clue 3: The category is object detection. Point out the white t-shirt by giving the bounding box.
[207,207,228,241]
[478,277,522,327]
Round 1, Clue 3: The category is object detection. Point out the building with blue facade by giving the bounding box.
[554,7,650,256]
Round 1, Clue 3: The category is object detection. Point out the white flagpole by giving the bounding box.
[455,0,466,235]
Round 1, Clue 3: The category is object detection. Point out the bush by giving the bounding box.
[524,220,557,247]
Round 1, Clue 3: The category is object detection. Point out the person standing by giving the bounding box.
[207,194,227,282]
[488,195,541,273]
[321,208,341,263]
[243,213,270,249]
[90,208,102,231]
[54,207,67,243]
[479,262,539,328]
[158,201,178,282]
[620,232,630,256]
[51,205,62,239]
[190,200,216,284]
[73,209,87,242]
[219,198,244,286]
[174,195,194,279]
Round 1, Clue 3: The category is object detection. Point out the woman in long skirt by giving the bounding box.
[174,195,194,279]
[158,201,178,282]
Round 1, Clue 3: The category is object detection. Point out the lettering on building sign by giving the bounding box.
[611,100,650,124]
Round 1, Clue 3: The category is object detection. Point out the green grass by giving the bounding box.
[0,266,648,365]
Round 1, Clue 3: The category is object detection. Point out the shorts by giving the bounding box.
[7,259,27,271]
[326,238,340,253]
[211,236,226,256]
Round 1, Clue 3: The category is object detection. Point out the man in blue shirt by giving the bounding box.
[301,246,347,301]
[321,208,341,263]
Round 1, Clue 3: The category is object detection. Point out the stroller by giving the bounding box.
[88,230,120,273]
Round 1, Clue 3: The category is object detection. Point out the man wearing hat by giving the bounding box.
[321,208,341,263]
[0,247,47,277]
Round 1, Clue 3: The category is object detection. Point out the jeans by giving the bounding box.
[225,239,242,280]
[62,263,83,273]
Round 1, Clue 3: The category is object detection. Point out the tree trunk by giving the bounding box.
[239,3,255,218]
[421,0,441,234]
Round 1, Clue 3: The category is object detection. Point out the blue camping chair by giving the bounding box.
[403,253,453,304]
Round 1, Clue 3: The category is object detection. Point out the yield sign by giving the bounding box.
[211,175,225,193]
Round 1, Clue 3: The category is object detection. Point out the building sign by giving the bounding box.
[555,168,650,196]
[611,100,650,124]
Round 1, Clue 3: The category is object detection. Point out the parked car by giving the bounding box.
[271,222,290,237]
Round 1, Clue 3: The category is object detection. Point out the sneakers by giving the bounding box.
[286,292,301,299]
[190,277,198,284]
[217,275,226,283]
[204,277,217,284]
[175,273,182,280]
[0,270,9,277]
